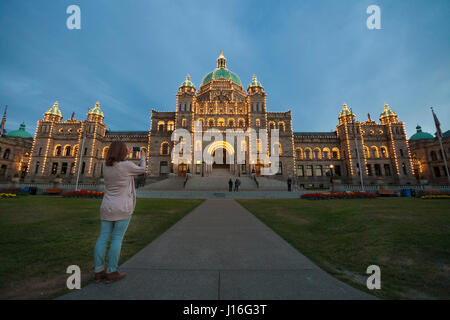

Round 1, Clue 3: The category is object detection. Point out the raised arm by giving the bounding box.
[125,152,146,176]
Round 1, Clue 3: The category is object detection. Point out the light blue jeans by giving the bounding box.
[94,217,131,273]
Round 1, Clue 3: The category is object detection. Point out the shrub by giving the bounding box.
[301,192,377,200]
[62,190,104,199]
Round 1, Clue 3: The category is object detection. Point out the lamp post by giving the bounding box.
[329,164,334,191]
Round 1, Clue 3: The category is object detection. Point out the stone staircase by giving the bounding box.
[184,176,257,191]
[140,175,289,191]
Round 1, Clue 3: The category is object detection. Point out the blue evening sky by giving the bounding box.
[0,0,449,137]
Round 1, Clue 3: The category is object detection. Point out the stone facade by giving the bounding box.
[13,51,434,186]
[0,135,32,182]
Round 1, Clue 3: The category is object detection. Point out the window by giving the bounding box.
[306,165,313,177]
[296,148,303,160]
[381,147,388,158]
[323,149,330,160]
[0,165,6,176]
[217,118,225,127]
[182,118,187,127]
[38,147,42,156]
[314,148,321,160]
[51,162,58,175]
[3,149,10,159]
[430,151,437,161]
[167,121,174,131]
[335,165,341,176]
[238,119,245,127]
[433,166,441,177]
[255,119,260,127]
[315,165,322,177]
[305,149,311,160]
[84,148,88,156]
[384,164,391,176]
[158,121,165,131]
[160,161,169,175]
[402,163,407,175]
[34,161,40,174]
[161,142,169,155]
[54,146,61,157]
[209,119,214,127]
[61,162,68,175]
[81,162,86,174]
[375,164,382,176]
[399,149,404,157]
[297,165,304,177]
[442,166,448,176]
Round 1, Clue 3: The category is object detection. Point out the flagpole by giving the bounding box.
[75,121,88,191]
[431,107,450,185]
[350,108,365,191]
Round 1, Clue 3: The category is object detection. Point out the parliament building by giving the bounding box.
[3,51,444,187]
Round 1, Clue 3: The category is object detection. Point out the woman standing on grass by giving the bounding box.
[93,141,146,284]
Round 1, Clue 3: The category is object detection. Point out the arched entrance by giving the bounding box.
[206,141,235,175]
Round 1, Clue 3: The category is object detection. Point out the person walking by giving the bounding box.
[234,178,241,192]
[93,142,146,284]
[228,178,233,192]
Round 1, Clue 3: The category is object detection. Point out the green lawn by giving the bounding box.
[0,196,203,299]
[237,198,450,300]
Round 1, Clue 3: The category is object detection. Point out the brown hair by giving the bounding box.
[105,141,128,166]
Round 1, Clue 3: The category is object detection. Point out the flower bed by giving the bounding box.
[301,192,377,200]
[62,190,104,199]
[420,194,450,200]
[0,187,29,196]
[0,193,17,199]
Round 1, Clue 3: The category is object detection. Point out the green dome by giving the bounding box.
[443,130,450,138]
[89,102,104,117]
[201,69,242,87]
[45,101,62,117]
[380,104,397,118]
[248,75,263,88]
[410,125,434,140]
[6,122,33,138]
[200,51,242,87]
[180,75,195,88]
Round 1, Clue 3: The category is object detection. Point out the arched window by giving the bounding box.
[238,119,245,128]
[371,146,380,158]
[167,121,174,131]
[296,147,303,160]
[273,142,282,155]
[64,145,71,157]
[3,149,10,160]
[381,146,389,158]
[269,121,275,129]
[157,121,165,131]
[255,119,260,127]
[332,147,340,159]
[197,118,205,127]
[278,122,285,132]
[228,118,235,127]
[208,118,215,127]
[256,139,262,153]
[217,118,225,127]
[323,147,331,159]
[181,118,187,127]
[160,142,170,155]
[305,148,312,160]
[195,140,202,151]
[314,147,321,160]
[54,145,62,157]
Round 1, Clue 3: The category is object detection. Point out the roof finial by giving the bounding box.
[217,50,227,69]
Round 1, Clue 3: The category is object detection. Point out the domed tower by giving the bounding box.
[196,51,246,104]
[379,104,398,124]
[176,75,196,129]
[338,103,355,125]
[44,101,63,122]
[247,75,266,129]
[87,102,104,124]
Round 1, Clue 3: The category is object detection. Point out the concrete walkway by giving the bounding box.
[59,199,375,300]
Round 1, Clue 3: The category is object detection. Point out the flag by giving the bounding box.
[431,107,442,138]
[0,105,7,136]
